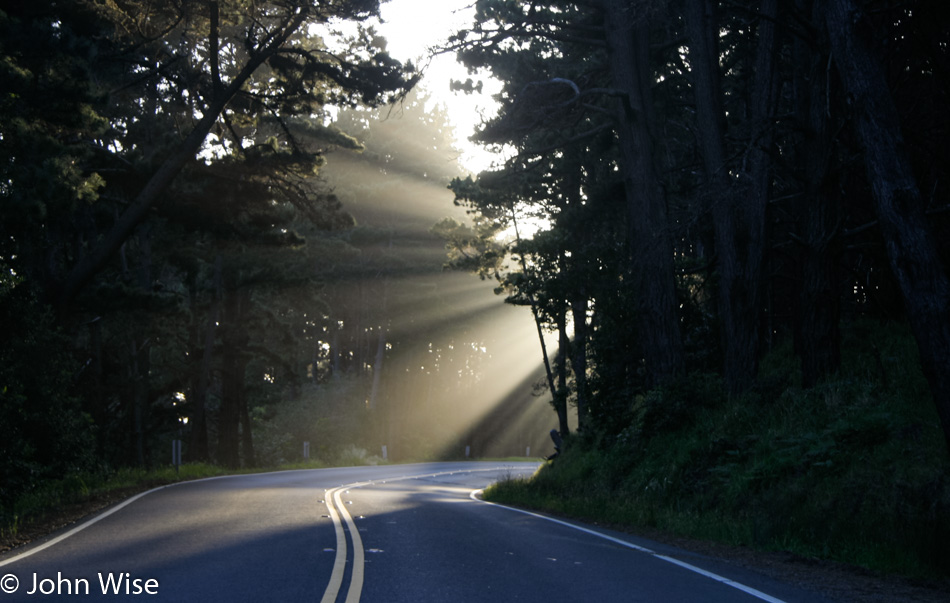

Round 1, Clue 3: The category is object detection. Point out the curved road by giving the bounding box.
[0,463,833,602]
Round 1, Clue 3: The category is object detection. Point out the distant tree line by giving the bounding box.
[436,0,950,450]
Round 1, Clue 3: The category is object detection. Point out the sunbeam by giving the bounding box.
[260,99,569,463]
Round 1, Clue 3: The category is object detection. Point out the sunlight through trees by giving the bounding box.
[1,0,948,524]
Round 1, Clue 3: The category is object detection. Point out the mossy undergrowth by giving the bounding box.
[485,321,950,579]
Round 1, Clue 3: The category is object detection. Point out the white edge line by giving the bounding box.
[654,555,787,603]
[0,485,168,568]
[0,470,299,568]
[469,489,787,603]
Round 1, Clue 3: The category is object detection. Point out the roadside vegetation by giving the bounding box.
[485,320,950,580]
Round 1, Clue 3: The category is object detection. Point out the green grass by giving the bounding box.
[484,321,950,579]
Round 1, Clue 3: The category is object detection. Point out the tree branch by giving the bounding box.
[57,7,312,308]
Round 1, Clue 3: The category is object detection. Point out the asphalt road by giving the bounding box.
[0,463,835,602]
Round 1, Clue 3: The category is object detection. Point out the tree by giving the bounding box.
[443,0,691,435]
[683,0,778,394]
[32,0,416,309]
[824,0,950,452]
[600,0,684,386]
[0,2,111,300]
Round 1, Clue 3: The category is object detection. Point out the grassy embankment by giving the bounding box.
[484,320,950,579]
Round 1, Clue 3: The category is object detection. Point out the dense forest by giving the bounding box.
[438,0,949,445]
[1,0,949,561]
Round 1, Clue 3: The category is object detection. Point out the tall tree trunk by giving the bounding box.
[218,284,250,468]
[564,151,590,428]
[555,299,571,435]
[368,324,387,411]
[331,327,341,378]
[87,317,105,447]
[509,205,563,433]
[570,291,590,428]
[188,256,222,461]
[237,352,254,467]
[685,0,758,394]
[130,337,151,468]
[744,0,778,377]
[368,272,389,411]
[797,200,841,388]
[602,0,682,386]
[795,4,840,387]
[218,339,240,468]
[825,0,950,453]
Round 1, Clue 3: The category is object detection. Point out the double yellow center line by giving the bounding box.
[318,468,524,602]
[320,485,366,603]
